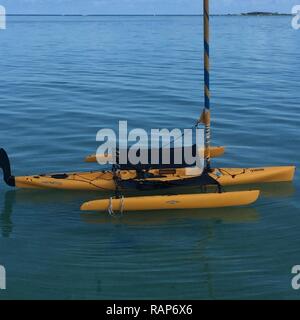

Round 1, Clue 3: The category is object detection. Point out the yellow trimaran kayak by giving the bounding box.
[0,0,296,212]
[6,145,295,192]
[13,165,295,191]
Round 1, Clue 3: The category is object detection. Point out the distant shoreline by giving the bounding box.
[240,11,291,16]
[6,13,292,17]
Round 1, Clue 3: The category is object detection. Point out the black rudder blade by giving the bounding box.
[0,148,16,187]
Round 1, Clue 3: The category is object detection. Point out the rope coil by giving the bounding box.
[108,196,125,216]
[119,196,125,214]
[108,197,114,216]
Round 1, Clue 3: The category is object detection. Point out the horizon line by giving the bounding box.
[5,13,292,17]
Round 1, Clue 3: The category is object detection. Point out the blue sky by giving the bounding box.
[0,0,297,14]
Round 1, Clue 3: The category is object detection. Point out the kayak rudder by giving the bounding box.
[0,148,16,187]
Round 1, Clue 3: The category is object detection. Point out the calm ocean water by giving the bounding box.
[0,15,299,299]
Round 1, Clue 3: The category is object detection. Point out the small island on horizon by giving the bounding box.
[240,11,291,16]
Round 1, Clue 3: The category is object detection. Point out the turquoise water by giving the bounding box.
[0,15,299,299]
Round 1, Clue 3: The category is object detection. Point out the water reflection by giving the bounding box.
[0,182,296,299]
[0,181,296,237]
[192,226,216,299]
[81,206,260,226]
[0,191,15,237]
[225,182,296,198]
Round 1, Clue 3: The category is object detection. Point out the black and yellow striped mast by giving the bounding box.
[199,0,211,171]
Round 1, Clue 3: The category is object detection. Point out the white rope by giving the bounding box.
[108,196,125,216]
[119,196,125,215]
[108,197,114,216]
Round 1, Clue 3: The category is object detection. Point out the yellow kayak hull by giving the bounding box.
[15,171,116,190]
[14,166,295,191]
[80,190,260,212]
[211,166,296,186]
